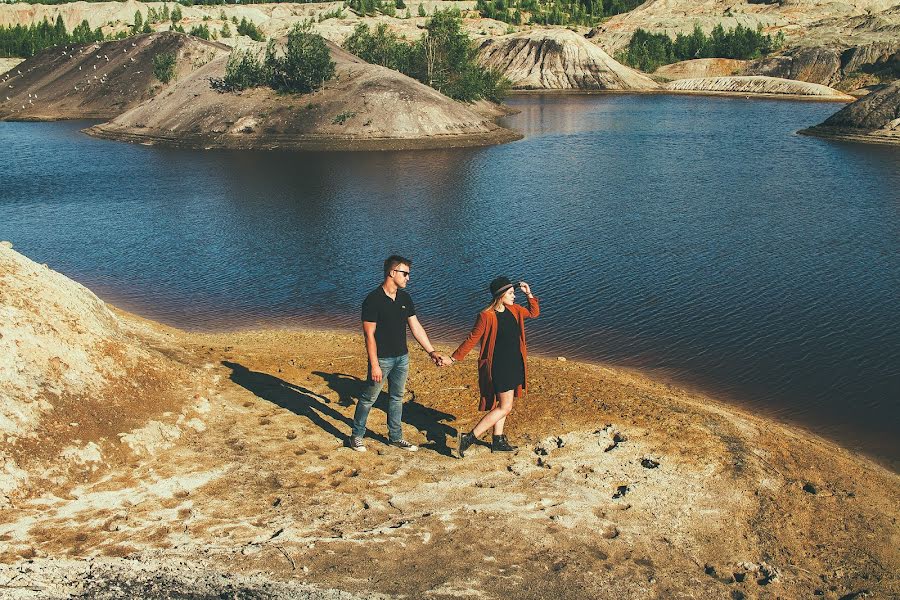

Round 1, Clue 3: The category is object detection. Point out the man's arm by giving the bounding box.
[407,315,443,365]
[362,321,383,382]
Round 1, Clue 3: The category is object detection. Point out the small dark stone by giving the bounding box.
[612,485,629,499]
[730,591,746,600]
[733,572,746,583]
[641,458,660,469]
[704,564,717,577]
[803,482,818,494]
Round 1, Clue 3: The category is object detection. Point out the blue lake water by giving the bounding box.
[1,94,898,470]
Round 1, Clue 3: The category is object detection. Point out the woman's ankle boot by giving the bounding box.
[457,431,476,458]
[491,435,517,453]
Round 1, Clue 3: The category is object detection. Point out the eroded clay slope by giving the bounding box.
[664,75,854,99]
[478,28,658,91]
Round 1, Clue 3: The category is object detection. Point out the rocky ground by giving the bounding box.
[1,244,898,599]
[801,79,900,145]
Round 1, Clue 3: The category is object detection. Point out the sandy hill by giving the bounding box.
[654,58,748,80]
[595,0,900,90]
[596,0,898,52]
[0,242,201,507]
[1,244,898,598]
[664,75,854,99]
[800,80,900,145]
[86,38,520,150]
[0,32,228,121]
[478,29,659,91]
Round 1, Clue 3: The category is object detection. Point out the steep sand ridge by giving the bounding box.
[0,244,205,509]
[478,29,659,91]
[0,246,897,598]
[800,79,900,144]
[0,32,228,121]
[86,39,520,150]
[664,75,854,99]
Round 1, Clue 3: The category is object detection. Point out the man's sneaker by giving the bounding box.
[390,439,418,452]
[349,436,367,452]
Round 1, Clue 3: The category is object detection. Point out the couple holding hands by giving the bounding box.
[350,255,540,458]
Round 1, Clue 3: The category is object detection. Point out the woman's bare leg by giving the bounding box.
[471,391,514,438]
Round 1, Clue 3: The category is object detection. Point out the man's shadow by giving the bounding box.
[313,371,458,457]
[222,361,389,446]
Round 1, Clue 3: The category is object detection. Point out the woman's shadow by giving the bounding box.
[222,361,388,446]
[313,370,458,457]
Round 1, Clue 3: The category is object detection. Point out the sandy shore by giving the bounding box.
[1,297,897,599]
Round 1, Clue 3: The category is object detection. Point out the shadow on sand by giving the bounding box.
[313,370,458,457]
[223,362,457,455]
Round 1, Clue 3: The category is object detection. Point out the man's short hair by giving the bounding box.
[384,255,412,278]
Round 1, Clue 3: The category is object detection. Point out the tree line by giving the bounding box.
[617,24,786,73]
[476,0,643,27]
[0,15,103,58]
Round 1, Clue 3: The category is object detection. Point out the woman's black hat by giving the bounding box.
[490,276,515,298]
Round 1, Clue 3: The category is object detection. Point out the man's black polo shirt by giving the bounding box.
[362,286,416,358]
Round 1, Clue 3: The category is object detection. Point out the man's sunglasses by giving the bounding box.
[393,269,410,277]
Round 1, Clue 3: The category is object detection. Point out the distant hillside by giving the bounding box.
[0,32,227,120]
[478,29,658,91]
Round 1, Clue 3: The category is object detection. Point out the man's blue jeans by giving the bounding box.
[351,353,409,442]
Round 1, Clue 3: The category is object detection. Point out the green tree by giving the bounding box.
[265,21,335,93]
[189,24,211,39]
[153,52,177,83]
[220,21,232,37]
[171,5,183,24]
[132,10,143,34]
[418,3,427,16]
[221,47,268,90]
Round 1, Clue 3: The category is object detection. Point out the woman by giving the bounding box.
[447,276,539,458]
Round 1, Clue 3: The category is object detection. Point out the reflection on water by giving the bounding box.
[1,94,898,470]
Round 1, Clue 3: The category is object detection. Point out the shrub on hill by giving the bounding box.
[237,17,265,42]
[343,11,511,102]
[153,52,177,83]
[215,22,334,94]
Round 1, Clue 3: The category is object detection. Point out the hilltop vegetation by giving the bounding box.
[0,15,103,58]
[476,0,642,27]
[618,24,785,73]
[344,10,510,102]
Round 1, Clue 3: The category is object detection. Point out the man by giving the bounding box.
[350,255,444,452]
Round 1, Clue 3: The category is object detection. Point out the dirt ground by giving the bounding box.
[1,309,897,599]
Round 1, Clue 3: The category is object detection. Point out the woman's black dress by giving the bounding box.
[491,308,525,394]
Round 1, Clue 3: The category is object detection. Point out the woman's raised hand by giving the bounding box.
[519,281,533,297]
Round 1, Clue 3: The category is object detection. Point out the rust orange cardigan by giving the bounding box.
[451,296,540,411]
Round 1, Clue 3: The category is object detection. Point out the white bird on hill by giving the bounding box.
[132,42,136,47]
[79,66,82,70]
[93,65,96,70]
